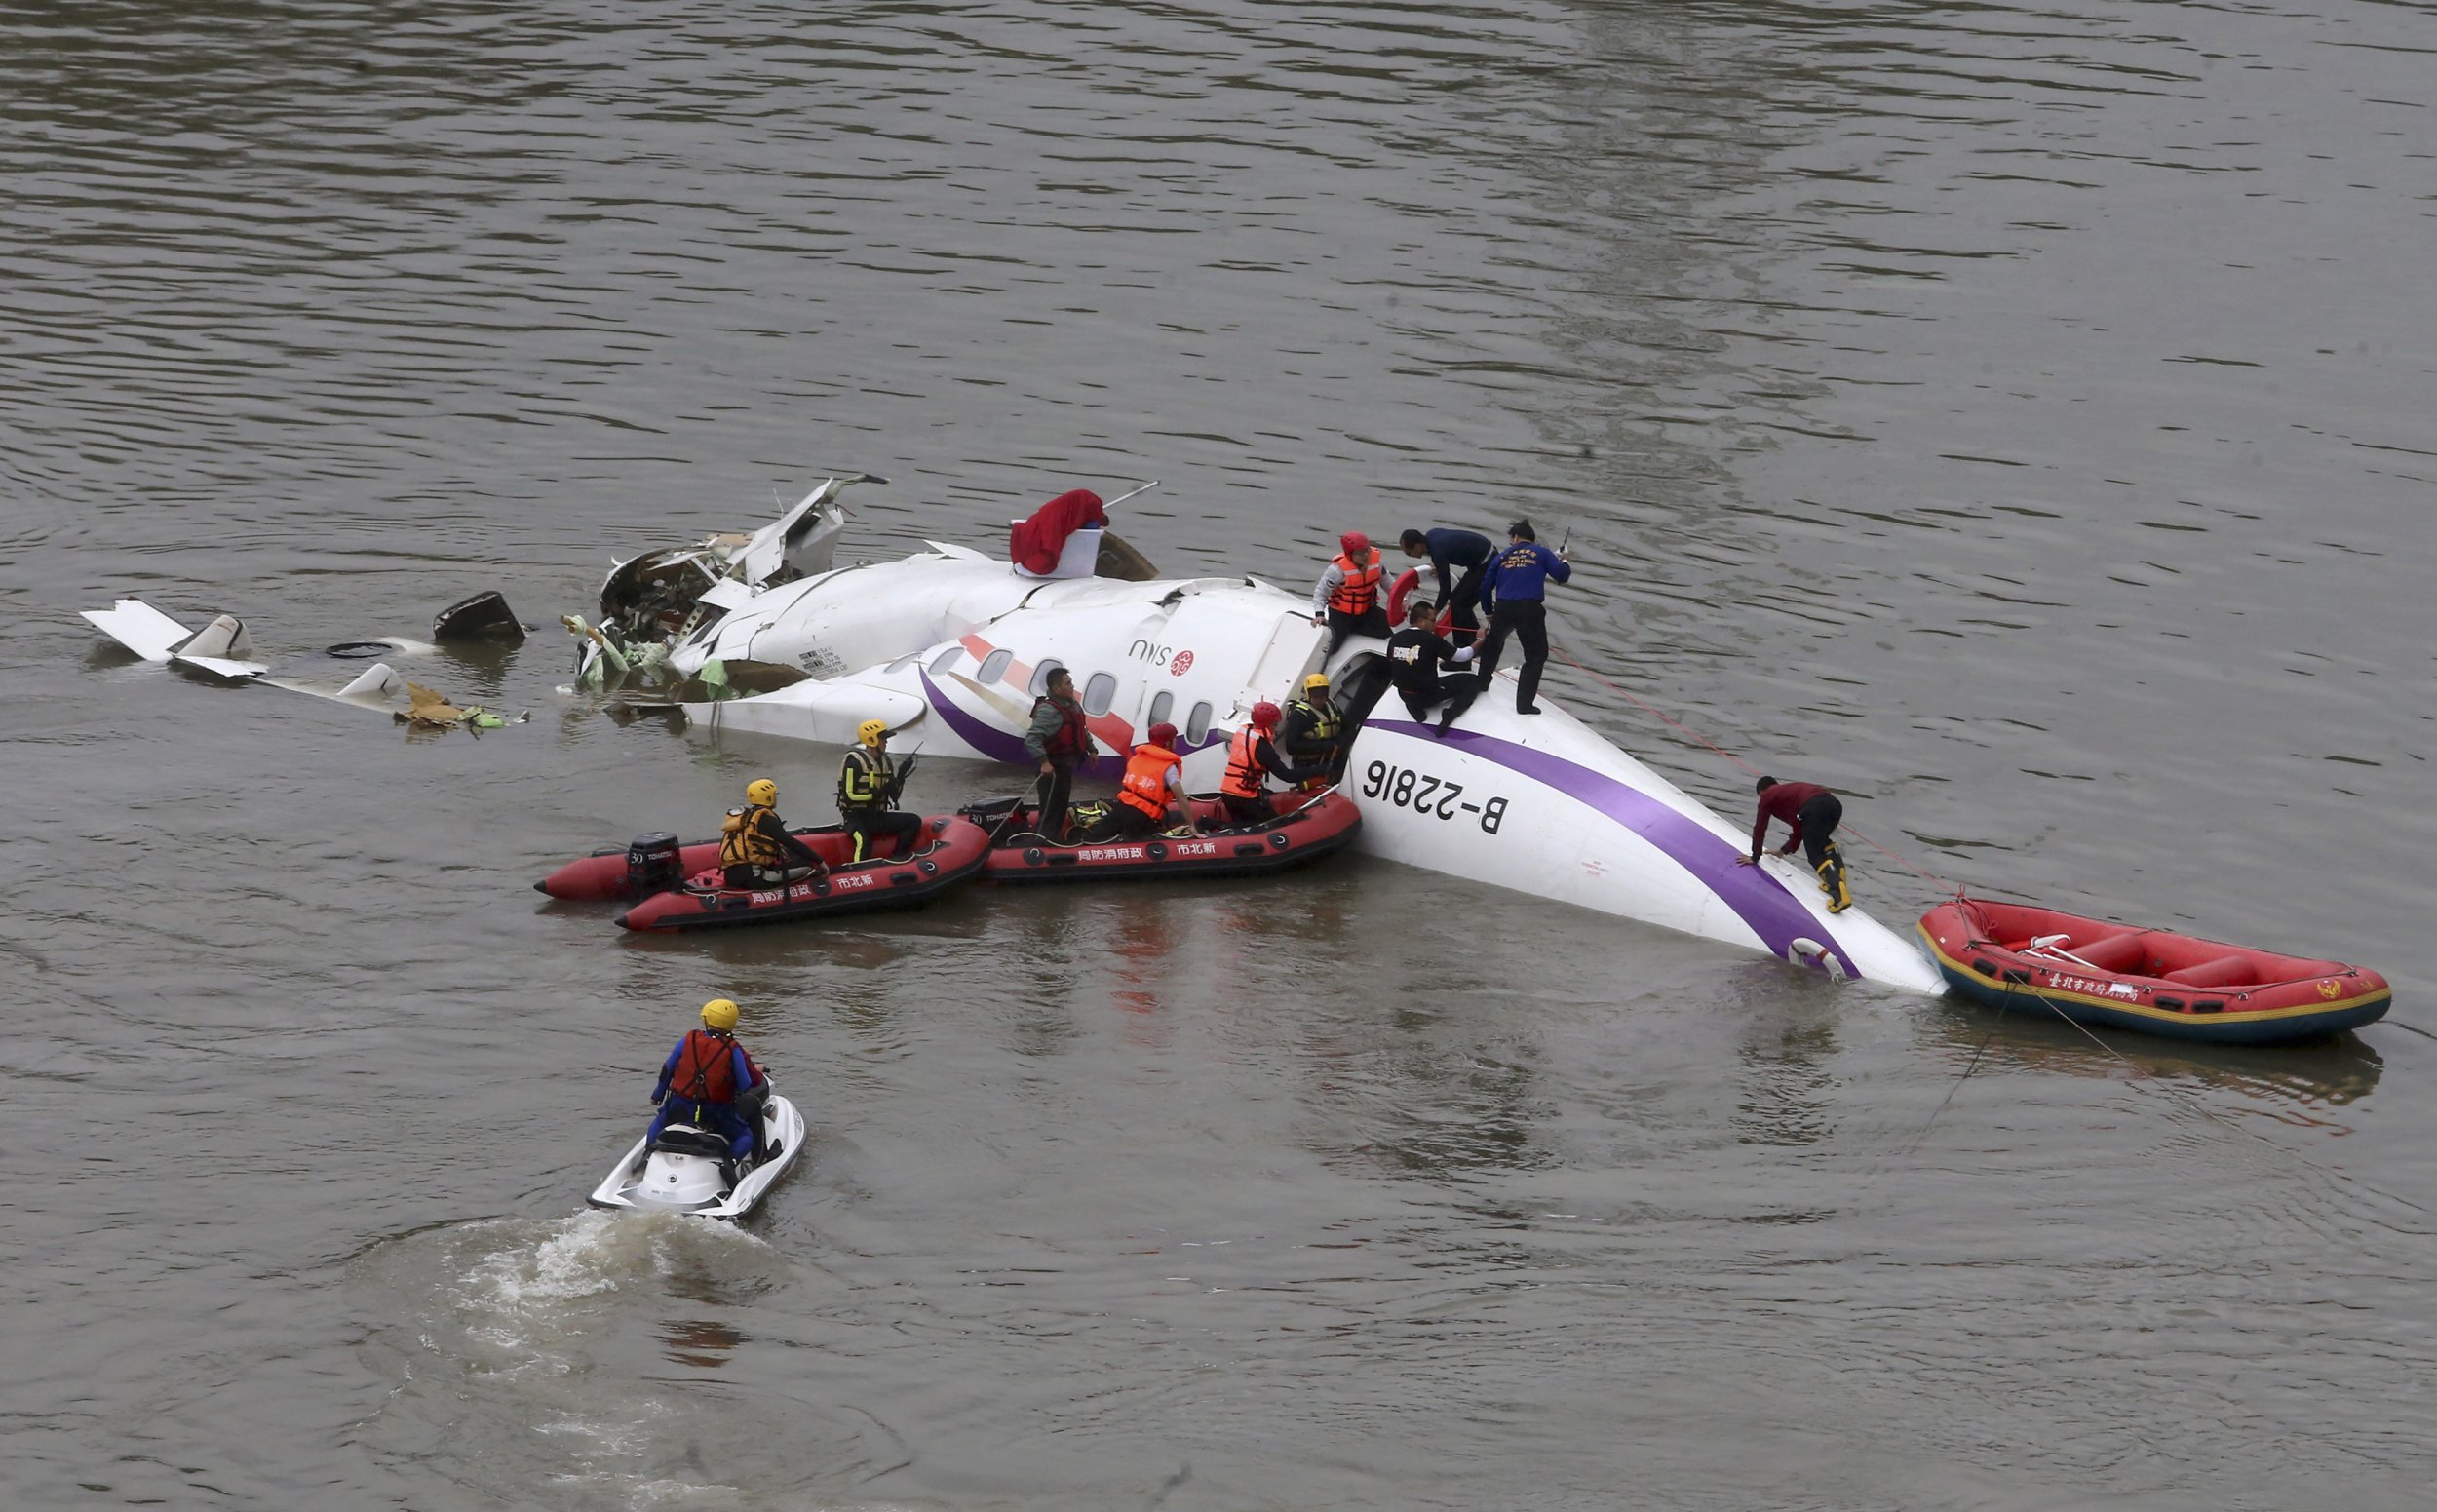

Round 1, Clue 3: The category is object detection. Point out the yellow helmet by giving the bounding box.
[701,997,740,1032]
[1302,672,1331,691]
[745,778,778,806]
[857,718,889,748]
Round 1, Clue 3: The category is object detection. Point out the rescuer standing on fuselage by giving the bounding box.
[837,717,922,862]
[1112,720,1187,837]
[1468,518,1572,717]
[1025,666,1098,844]
[1398,525,1494,646]
[719,778,828,888]
[1734,775,1852,913]
[1310,530,1390,655]
[1218,702,1322,828]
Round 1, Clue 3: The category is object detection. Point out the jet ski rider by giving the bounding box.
[1310,530,1390,655]
[1218,701,1323,828]
[1025,666,1099,844]
[1112,720,1187,836]
[838,717,922,862]
[1276,672,1349,787]
[719,778,828,888]
[1734,775,1853,913]
[647,997,769,1166]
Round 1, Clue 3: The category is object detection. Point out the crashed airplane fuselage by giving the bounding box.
[602,485,1945,992]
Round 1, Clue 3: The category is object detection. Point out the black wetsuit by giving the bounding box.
[1420,527,1493,644]
[1383,626,1468,721]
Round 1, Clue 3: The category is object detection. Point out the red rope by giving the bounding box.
[1545,643,1957,892]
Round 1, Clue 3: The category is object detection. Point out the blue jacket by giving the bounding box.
[1420,527,1494,601]
[1479,541,1571,610]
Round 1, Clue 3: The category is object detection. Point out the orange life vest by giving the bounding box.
[1221,726,1270,799]
[1327,549,1383,615]
[670,1028,742,1105]
[1118,743,1182,817]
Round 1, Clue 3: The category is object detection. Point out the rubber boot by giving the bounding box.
[1816,846,1852,913]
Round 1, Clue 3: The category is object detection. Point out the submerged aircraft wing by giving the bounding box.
[81,598,194,661]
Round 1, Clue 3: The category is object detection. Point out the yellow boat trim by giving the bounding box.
[1919,930,2390,1026]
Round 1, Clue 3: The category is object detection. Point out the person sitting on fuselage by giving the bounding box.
[647,997,768,1165]
[1217,702,1322,828]
[1383,596,1477,728]
[719,777,827,888]
[838,718,922,862]
[1310,530,1390,655]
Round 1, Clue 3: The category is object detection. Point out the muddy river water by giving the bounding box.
[4,2,2433,1507]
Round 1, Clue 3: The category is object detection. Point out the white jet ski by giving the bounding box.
[586,1089,805,1221]
[576,483,1946,993]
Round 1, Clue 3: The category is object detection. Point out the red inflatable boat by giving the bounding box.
[960,790,1362,884]
[1917,896,2390,1045]
[535,816,990,932]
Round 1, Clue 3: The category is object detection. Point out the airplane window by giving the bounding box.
[979,648,1014,684]
[1083,672,1116,716]
[1029,660,1064,695]
[1185,701,1214,744]
[885,651,923,674]
[929,645,964,675]
[1147,691,1174,727]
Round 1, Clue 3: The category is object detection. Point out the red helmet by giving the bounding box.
[1250,702,1281,730]
[1147,721,1179,748]
[1339,530,1371,558]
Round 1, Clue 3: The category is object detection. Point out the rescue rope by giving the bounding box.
[1546,641,1957,893]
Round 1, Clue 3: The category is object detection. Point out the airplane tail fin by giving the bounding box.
[336,662,406,701]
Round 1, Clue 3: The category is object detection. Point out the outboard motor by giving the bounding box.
[624,832,684,898]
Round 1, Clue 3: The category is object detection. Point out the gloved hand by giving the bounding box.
[1451,646,1475,663]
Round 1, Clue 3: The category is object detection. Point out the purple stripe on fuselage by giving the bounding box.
[916,670,1217,781]
[1366,718,1856,977]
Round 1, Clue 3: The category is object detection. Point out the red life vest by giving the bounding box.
[670,1028,741,1105]
[1221,726,1269,799]
[1328,549,1383,615]
[1032,694,1091,763]
[1118,743,1182,817]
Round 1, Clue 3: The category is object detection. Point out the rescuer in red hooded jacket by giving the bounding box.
[1310,530,1390,655]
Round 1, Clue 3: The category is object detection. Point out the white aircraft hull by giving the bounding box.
[656,507,1941,990]
[1346,698,1940,990]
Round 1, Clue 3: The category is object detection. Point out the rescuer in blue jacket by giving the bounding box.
[1468,518,1572,716]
